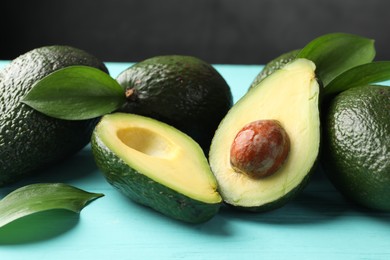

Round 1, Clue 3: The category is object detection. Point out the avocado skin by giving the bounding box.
[91,132,221,224]
[116,55,233,152]
[322,85,390,211]
[0,46,108,186]
[249,50,300,90]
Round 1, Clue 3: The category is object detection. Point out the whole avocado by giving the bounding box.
[322,85,390,211]
[116,55,233,152]
[0,45,108,186]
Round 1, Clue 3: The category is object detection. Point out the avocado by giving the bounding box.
[209,59,321,211]
[0,46,108,186]
[249,49,300,90]
[91,113,222,223]
[116,55,233,152]
[322,85,390,211]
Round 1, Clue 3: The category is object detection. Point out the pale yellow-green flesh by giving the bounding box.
[96,113,221,204]
[209,59,320,207]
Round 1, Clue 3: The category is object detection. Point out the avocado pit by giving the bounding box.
[230,120,290,178]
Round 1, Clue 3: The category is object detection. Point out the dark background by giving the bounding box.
[2,0,390,64]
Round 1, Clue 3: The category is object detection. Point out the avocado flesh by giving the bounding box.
[209,58,320,210]
[91,113,221,223]
[0,46,108,186]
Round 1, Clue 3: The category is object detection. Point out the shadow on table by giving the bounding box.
[219,168,351,225]
[0,146,99,198]
[0,209,79,245]
[114,190,234,237]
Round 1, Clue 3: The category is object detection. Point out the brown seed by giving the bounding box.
[230,120,290,178]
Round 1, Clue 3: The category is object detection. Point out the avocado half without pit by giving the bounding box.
[91,113,222,223]
[209,58,321,211]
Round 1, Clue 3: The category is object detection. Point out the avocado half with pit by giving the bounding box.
[209,58,320,211]
[91,113,222,223]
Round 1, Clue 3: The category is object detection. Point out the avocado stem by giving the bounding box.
[125,88,139,103]
[126,88,135,98]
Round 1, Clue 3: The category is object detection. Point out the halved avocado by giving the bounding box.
[209,58,320,211]
[91,113,221,223]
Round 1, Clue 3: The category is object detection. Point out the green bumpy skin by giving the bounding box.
[322,85,390,211]
[91,133,221,224]
[0,46,108,186]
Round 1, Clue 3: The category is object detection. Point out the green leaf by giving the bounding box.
[324,61,390,96]
[297,33,376,86]
[0,209,79,244]
[0,183,104,228]
[22,66,126,120]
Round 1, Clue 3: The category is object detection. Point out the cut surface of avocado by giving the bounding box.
[209,58,320,210]
[92,113,221,223]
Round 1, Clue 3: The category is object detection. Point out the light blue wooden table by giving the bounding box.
[0,61,389,260]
